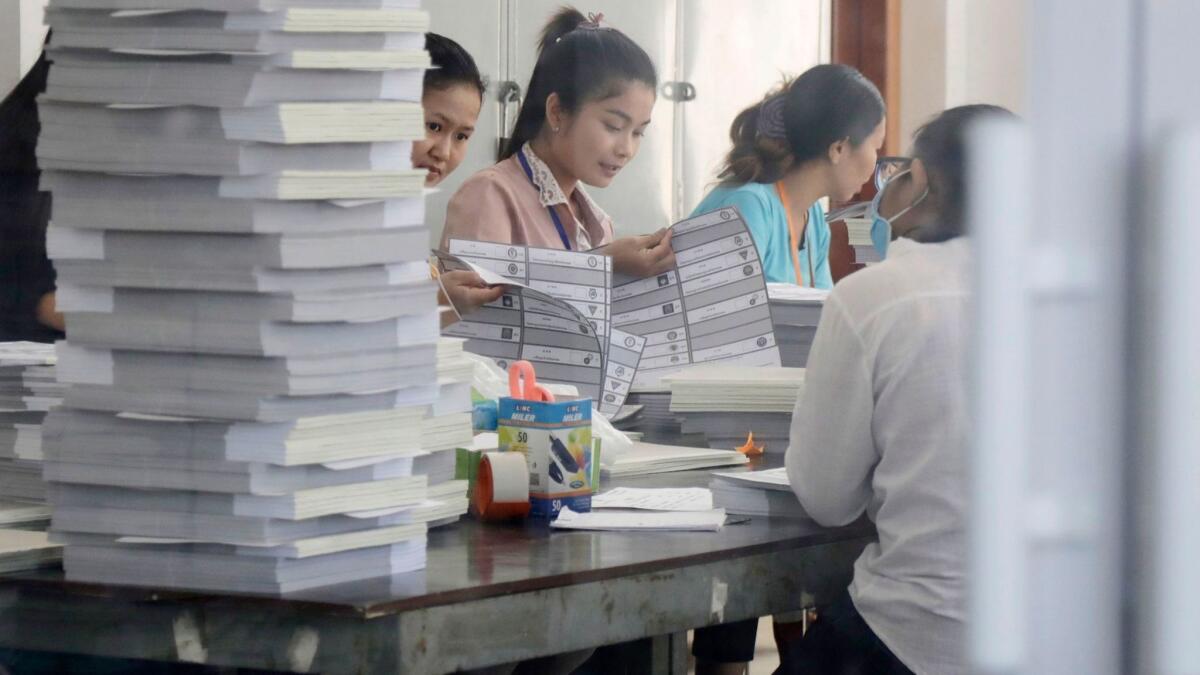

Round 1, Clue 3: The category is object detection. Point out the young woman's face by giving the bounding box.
[554,82,655,188]
[830,119,887,202]
[411,83,483,187]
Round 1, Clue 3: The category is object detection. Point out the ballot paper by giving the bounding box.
[710,467,791,491]
[437,252,605,403]
[613,208,781,387]
[448,240,612,339]
[709,468,806,519]
[591,487,713,511]
[551,506,726,532]
[0,529,62,573]
[46,58,426,107]
[41,171,426,234]
[600,442,749,477]
[47,11,427,55]
[50,0,423,10]
[39,100,425,145]
[445,240,644,416]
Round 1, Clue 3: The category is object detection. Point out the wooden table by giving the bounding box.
[0,462,871,674]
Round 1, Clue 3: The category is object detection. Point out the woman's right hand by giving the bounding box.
[604,228,676,278]
[438,270,505,324]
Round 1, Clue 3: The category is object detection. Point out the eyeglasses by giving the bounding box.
[875,156,913,190]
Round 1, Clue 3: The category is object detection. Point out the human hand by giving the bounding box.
[437,270,505,321]
[604,228,675,278]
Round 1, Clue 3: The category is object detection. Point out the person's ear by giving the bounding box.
[827,137,850,165]
[545,93,566,134]
[909,157,929,188]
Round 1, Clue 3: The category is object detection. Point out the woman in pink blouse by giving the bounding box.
[441,8,675,279]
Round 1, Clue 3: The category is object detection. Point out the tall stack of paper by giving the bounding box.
[39,0,440,594]
[709,467,808,519]
[0,343,61,528]
[767,284,828,367]
[412,339,473,527]
[666,365,806,453]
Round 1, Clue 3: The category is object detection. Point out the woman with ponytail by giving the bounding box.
[691,64,886,288]
[440,7,675,278]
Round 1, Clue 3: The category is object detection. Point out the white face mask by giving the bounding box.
[867,169,928,259]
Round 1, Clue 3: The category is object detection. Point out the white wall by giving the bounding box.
[2,0,48,97]
[899,0,1026,148]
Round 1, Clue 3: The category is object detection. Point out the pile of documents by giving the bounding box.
[0,342,60,528]
[844,218,881,266]
[709,467,807,519]
[38,0,449,594]
[620,386,705,446]
[0,529,62,573]
[556,487,726,532]
[767,284,828,368]
[600,441,748,477]
[666,365,806,453]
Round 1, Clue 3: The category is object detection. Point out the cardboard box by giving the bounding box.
[498,397,592,518]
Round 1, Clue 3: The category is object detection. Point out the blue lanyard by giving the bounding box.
[516,149,572,251]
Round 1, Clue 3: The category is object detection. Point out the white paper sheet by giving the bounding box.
[710,466,791,491]
[591,486,713,511]
[550,506,726,532]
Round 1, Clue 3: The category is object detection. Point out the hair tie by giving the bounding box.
[583,12,605,29]
[757,93,788,141]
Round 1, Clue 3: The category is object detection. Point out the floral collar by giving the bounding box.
[519,142,606,219]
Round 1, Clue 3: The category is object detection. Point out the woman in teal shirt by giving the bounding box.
[692,64,886,289]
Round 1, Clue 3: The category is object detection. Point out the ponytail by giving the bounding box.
[500,6,657,160]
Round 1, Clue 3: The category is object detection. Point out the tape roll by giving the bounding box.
[472,451,531,521]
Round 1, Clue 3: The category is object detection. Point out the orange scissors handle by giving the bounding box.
[508,360,555,402]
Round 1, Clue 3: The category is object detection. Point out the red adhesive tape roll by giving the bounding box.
[472,452,532,521]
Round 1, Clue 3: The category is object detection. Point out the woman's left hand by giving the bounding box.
[604,228,675,278]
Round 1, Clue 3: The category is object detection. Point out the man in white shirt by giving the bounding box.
[782,105,1015,675]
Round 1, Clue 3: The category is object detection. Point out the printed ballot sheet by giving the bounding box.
[443,241,643,417]
[613,207,781,388]
[437,252,605,403]
[447,240,611,341]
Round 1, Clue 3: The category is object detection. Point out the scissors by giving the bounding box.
[508,360,556,402]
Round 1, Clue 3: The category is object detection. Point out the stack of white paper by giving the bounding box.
[619,385,705,445]
[0,529,63,573]
[709,467,808,519]
[600,442,748,477]
[39,0,441,593]
[767,284,828,367]
[551,506,727,532]
[843,218,881,267]
[666,365,806,453]
[0,343,62,522]
[409,338,475,527]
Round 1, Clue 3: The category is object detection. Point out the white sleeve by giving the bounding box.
[785,293,877,526]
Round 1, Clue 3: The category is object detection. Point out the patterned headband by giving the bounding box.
[757,94,788,141]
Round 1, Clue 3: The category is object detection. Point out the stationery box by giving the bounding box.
[498,397,592,518]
